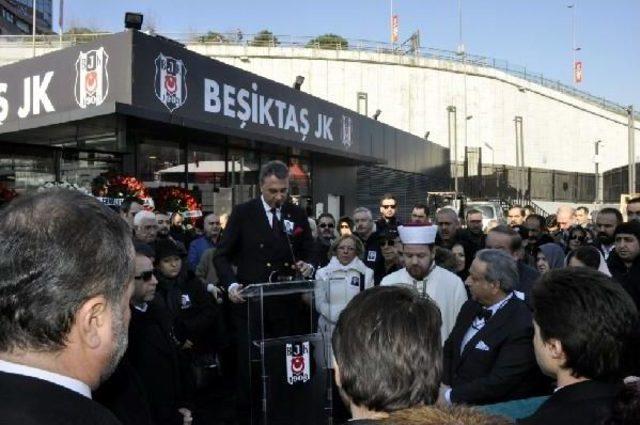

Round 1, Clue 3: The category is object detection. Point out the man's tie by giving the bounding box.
[271,208,281,235]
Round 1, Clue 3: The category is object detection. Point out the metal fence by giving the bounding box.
[0,31,635,121]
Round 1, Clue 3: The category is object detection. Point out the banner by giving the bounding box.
[574,61,583,84]
[391,15,399,43]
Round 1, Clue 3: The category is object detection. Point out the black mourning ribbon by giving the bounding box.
[475,307,493,322]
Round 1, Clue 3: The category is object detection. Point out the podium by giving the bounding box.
[242,279,334,425]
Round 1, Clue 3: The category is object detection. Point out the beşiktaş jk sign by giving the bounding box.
[143,48,355,151]
[203,77,345,145]
[0,46,110,125]
[0,31,131,132]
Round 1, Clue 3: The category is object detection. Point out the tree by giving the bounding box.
[64,26,102,43]
[306,33,348,50]
[250,30,279,47]
[196,31,228,44]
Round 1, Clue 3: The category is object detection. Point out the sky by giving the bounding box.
[58,0,639,108]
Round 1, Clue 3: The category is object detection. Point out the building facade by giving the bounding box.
[0,31,450,220]
[0,0,52,35]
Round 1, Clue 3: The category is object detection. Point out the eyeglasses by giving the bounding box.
[319,223,335,228]
[380,240,395,247]
[381,204,397,210]
[135,270,154,281]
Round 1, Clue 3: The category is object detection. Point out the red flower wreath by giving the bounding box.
[103,174,149,199]
[154,186,202,224]
[0,183,18,206]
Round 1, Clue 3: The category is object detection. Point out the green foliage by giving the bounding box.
[197,31,229,44]
[250,30,279,47]
[306,33,348,49]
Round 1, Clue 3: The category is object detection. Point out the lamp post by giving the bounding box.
[594,140,603,205]
[629,105,636,194]
[447,106,458,193]
[31,0,36,57]
[484,142,494,168]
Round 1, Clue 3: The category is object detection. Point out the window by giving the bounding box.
[0,153,55,194]
[137,139,186,189]
[357,92,368,116]
[60,151,122,188]
[15,19,30,33]
[2,8,15,24]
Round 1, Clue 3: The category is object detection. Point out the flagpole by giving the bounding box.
[32,0,36,57]
[59,0,64,48]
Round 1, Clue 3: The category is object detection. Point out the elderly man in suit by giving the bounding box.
[0,190,135,425]
[440,249,545,405]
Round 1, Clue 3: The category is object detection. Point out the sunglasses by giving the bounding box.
[319,223,335,228]
[381,204,397,210]
[135,270,154,281]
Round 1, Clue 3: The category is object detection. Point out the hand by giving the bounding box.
[296,261,314,278]
[229,284,246,303]
[437,384,451,406]
[206,283,224,304]
[182,339,194,350]
[178,408,192,425]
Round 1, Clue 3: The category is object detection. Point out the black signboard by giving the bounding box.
[0,31,132,134]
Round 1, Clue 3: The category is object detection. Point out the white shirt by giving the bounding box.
[601,243,614,260]
[460,292,514,353]
[381,266,468,343]
[261,195,281,227]
[0,359,92,399]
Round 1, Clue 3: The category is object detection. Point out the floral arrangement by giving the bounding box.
[0,183,18,206]
[37,181,90,195]
[154,186,202,223]
[104,174,149,199]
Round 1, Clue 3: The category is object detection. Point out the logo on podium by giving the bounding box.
[286,341,310,385]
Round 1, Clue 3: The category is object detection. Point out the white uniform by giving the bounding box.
[381,266,468,343]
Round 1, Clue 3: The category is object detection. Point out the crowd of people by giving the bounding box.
[0,161,639,425]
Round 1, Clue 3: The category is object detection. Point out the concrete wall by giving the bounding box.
[184,44,639,175]
[2,41,638,175]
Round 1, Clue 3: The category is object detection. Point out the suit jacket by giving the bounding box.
[516,261,540,302]
[214,198,315,287]
[442,296,545,405]
[517,380,620,425]
[0,371,121,425]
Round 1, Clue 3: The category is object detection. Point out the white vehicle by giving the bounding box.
[464,202,505,231]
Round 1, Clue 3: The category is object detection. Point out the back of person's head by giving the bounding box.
[332,286,442,413]
[532,268,639,381]
[567,245,602,270]
[0,190,135,352]
[605,380,640,425]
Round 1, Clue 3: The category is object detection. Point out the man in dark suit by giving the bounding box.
[518,268,639,425]
[441,249,546,405]
[486,225,540,302]
[214,160,315,295]
[213,160,315,418]
[0,190,135,424]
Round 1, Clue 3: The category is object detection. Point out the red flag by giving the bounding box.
[574,61,583,84]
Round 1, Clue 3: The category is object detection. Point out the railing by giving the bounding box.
[0,31,636,120]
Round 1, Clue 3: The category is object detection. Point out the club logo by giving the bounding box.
[74,47,109,108]
[342,115,353,149]
[154,53,187,112]
[285,341,311,385]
